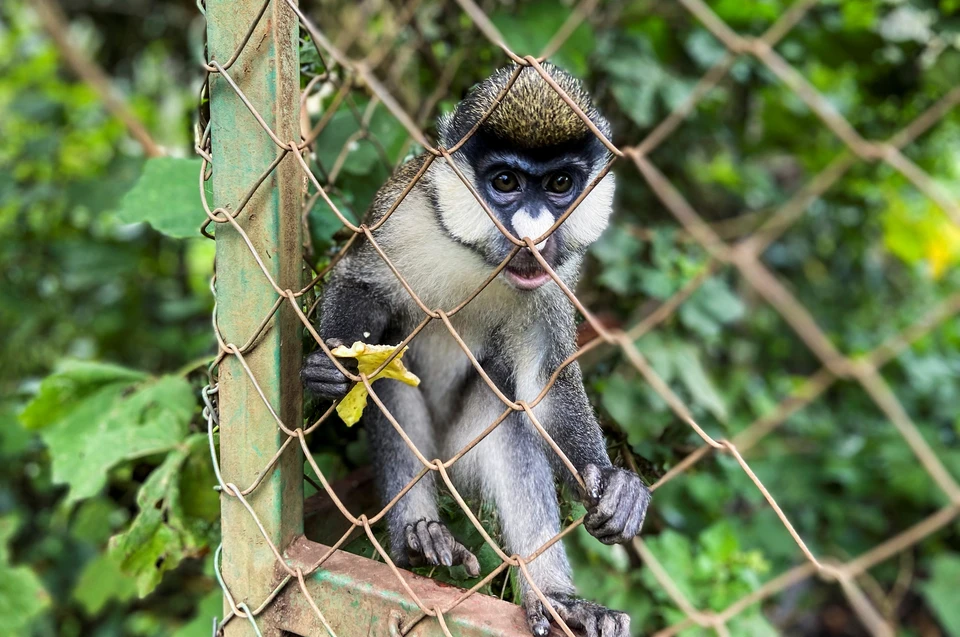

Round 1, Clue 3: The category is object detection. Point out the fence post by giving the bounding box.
[206,1,302,635]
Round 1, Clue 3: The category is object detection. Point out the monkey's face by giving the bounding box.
[433,138,614,292]
[469,143,613,291]
[474,149,582,289]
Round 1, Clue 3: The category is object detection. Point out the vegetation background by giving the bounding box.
[1,0,959,635]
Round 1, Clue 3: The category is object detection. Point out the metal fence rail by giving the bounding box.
[197,0,960,635]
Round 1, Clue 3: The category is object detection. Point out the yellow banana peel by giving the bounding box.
[330,342,420,426]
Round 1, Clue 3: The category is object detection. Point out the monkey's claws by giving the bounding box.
[582,464,650,545]
[404,519,480,577]
[524,591,630,637]
[301,338,356,400]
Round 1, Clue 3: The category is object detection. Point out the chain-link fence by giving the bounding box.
[197,0,960,635]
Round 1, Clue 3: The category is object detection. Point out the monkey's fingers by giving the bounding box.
[524,592,552,637]
[404,520,480,576]
[591,487,650,545]
[452,542,481,577]
[300,365,349,384]
[524,592,630,637]
[584,470,627,530]
[582,463,604,507]
[584,469,651,544]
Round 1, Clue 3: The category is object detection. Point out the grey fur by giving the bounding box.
[302,64,649,637]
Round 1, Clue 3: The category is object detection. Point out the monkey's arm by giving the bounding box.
[546,361,651,545]
[301,270,391,399]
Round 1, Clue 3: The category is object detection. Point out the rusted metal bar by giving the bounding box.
[269,537,561,637]
[206,0,303,635]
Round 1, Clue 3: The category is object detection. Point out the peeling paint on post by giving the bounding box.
[206,1,302,635]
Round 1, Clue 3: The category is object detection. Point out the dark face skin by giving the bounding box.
[473,147,592,290]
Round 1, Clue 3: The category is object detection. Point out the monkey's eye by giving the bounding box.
[545,172,573,194]
[491,171,520,193]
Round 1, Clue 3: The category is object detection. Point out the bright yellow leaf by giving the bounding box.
[925,222,960,279]
[330,342,420,426]
[882,193,960,280]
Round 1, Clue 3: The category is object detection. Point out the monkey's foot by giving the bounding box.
[404,519,480,576]
[525,592,630,637]
[582,464,651,545]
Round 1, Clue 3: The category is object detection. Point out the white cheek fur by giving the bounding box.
[561,172,615,249]
[431,161,498,246]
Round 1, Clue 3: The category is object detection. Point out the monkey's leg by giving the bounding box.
[477,413,630,637]
[366,380,479,576]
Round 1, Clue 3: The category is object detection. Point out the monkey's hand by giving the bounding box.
[582,464,651,545]
[404,519,480,577]
[524,591,630,637]
[301,338,357,400]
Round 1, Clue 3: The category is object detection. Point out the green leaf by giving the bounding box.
[491,0,595,75]
[601,374,668,440]
[680,277,745,339]
[72,552,138,615]
[19,360,147,431]
[0,517,50,632]
[21,363,193,504]
[0,402,32,456]
[71,497,126,544]
[921,553,960,635]
[672,343,728,423]
[116,157,205,239]
[110,435,216,597]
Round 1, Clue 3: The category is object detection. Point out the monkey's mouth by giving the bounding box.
[504,265,551,290]
[503,248,553,290]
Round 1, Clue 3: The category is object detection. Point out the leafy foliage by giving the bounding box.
[3,0,960,635]
[22,362,195,504]
[117,157,208,239]
[0,517,50,633]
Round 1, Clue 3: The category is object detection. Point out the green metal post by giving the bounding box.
[206,1,302,635]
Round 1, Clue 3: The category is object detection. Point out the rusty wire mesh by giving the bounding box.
[197,0,960,635]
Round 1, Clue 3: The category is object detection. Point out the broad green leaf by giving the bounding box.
[0,564,49,632]
[21,363,193,504]
[672,343,728,423]
[116,157,205,239]
[681,277,745,339]
[110,435,217,597]
[491,1,595,75]
[921,553,960,635]
[601,375,669,440]
[0,516,50,632]
[72,552,138,614]
[19,360,147,431]
[726,612,779,637]
[71,497,126,544]
[0,402,32,456]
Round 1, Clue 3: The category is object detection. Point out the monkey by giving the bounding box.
[301,63,651,637]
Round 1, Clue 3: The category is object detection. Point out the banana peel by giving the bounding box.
[330,342,420,426]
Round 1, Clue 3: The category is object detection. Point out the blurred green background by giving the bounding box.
[2,0,959,635]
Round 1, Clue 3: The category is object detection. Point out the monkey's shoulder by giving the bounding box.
[362,153,433,226]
